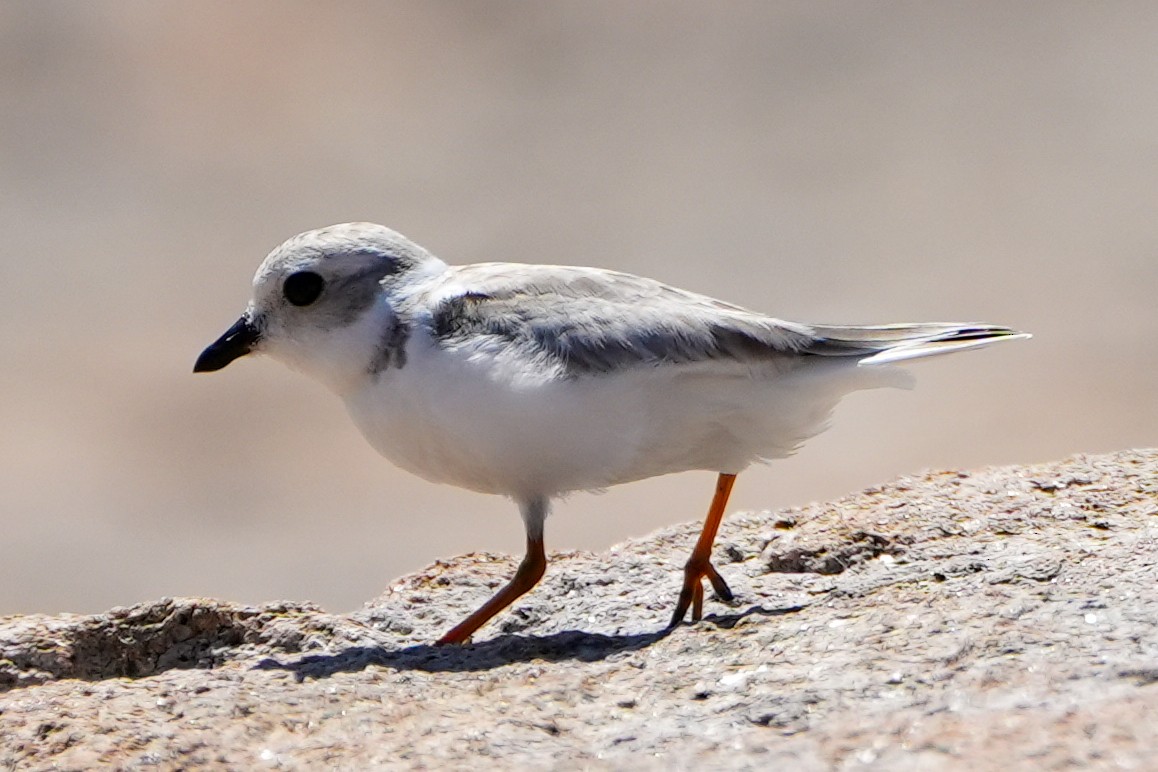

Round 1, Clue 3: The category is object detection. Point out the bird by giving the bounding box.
[194,222,1029,644]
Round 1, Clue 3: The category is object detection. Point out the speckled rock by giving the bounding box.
[2,450,1156,769]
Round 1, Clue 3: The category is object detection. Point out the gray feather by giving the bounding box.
[368,313,410,373]
[428,265,816,376]
[425,264,1028,376]
[805,323,1029,363]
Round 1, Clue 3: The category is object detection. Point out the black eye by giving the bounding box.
[283,271,325,306]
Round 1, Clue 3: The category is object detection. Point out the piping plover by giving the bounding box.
[195,222,1029,644]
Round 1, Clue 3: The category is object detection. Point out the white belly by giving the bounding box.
[343,339,642,498]
[343,337,899,499]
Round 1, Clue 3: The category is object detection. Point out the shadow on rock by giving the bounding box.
[256,603,805,680]
[701,603,807,629]
[256,628,667,679]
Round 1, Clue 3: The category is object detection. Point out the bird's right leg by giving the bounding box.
[669,472,737,627]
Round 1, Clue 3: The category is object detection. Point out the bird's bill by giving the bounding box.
[194,315,261,373]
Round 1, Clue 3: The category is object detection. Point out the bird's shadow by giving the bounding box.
[254,604,803,680]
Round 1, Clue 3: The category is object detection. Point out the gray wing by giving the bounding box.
[425,264,1028,376]
[426,264,818,376]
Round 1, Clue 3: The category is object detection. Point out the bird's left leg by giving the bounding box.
[669,472,737,627]
[436,533,546,645]
[436,497,549,645]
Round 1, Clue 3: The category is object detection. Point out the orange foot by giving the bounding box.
[669,556,734,626]
[667,472,738,628]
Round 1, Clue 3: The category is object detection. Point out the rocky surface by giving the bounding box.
[2,449,1156,770]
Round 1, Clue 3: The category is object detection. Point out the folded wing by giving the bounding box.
[427,264,1028,376]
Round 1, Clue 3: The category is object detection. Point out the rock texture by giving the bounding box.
[2,450,1156,770]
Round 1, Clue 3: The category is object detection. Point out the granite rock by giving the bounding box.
[2,450,1156,769]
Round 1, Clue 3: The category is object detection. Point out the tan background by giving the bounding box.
[1,2,1154,615]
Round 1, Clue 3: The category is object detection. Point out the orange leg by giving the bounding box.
[669,472,737,627]
[436,535,547,645]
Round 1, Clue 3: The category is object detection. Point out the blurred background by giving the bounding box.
[2,2,1155,615]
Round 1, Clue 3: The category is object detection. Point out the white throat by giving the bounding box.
[267,298,397,397]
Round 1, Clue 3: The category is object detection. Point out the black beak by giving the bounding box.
[194,315,261,373]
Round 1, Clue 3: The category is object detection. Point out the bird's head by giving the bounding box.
[194,222,443,392]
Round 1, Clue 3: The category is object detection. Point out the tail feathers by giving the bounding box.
[804,323,1031,366]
